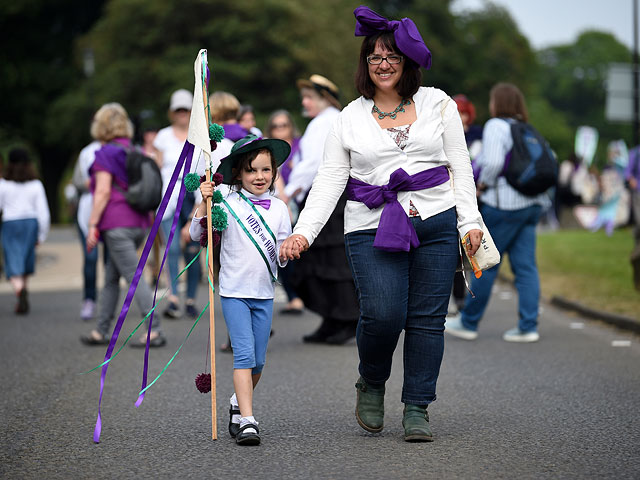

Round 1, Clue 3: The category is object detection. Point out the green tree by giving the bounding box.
[0,0,106,217]
[537,31,632,165]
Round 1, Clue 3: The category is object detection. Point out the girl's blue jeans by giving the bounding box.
[344,207,459,405]
[220,297,273,375]
[461,204,542,334]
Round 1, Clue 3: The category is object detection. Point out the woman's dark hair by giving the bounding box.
[231,148,278,193]
[489,82,529,122]
[355,31,422,99]
[4,148,39,182]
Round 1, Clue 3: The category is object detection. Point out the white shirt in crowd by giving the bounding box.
[284,106,340,204]
[476,118,552,211]
[0,178,51,243]
[190,188,291,299]
[293,87,482,246]
[154,126,207,219]
[73,140,101,237]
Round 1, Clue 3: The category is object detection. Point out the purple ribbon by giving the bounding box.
[248,197,271,210]
[346,166,449,252]
[93,141,194,443]
[354,5,432,70]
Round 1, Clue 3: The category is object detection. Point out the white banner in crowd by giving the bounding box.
[574,126,599,166]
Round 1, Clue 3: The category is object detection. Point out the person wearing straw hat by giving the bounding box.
[190,134,292,445]
[283,74,361,345]
[280,6,483,442]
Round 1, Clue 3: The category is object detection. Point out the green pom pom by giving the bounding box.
[183,173,201,192]
[211,205,228,231]
[209,123,225,143]
[212,190,223,204]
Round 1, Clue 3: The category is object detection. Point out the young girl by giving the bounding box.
[190,134,291,446]
[0,148,50,314]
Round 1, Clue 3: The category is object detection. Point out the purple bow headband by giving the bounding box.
[354,5,431,70]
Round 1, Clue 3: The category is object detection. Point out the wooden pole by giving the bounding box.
[202,74,217,440]
[205,155,217,440]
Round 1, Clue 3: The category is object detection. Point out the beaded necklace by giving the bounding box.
[372,99,411,120]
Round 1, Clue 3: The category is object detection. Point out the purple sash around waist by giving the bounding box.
[346,166,450,252]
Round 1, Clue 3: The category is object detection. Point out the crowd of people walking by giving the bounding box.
[3,3,640,450]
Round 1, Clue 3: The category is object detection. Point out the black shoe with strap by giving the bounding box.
[229,406,241,438]
[235,423,260,446]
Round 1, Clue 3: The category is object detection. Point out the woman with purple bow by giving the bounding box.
[280,6,483,442]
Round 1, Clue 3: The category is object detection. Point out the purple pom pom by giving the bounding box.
[200,174,206,184]
[199,230,208,247]
[212,231,221,247]
[199,217,208,228]
[212,173,223,186]
[210,140,218,151]
[195,373,211,393]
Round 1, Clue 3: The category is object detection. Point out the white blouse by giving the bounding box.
[293,86,482,245]
[0,179,51,243]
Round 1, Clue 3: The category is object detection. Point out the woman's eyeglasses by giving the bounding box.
[367,55,403,65]
[271,123,291,129]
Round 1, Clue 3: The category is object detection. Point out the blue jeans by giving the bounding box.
[220,297,273,374]
[461,204,542,333]
[345,207,459,405]
[77,222,108,301]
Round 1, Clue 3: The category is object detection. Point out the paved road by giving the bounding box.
[1,227,639,479]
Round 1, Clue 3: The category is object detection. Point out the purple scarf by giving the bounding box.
[346,166,449,252]
[280,137,301,184]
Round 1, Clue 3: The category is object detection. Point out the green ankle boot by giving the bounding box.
[402,404,433,442]
[355,377,385,433]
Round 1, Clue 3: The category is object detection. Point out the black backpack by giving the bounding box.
[112,144,163,212]
[503,119,558,196]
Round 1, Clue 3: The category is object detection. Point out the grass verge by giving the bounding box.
[501,228,639,320]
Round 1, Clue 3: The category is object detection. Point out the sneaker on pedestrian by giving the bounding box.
[164,301,181,319]
[185,303,198,319]
[80,299,96,321]
[444,314,478,340]
[503,327,539,343]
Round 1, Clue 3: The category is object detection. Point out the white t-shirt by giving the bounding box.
[153,126,207,219]
[75,141,101,236]
[190,189,291,299]
[0,179,51,243]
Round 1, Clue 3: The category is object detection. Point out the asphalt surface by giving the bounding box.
[1,227,639,479]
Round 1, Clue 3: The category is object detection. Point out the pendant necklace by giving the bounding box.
[372,99,411,120]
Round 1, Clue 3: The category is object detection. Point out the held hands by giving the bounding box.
[465,228,483,257]
[279,234,309,262]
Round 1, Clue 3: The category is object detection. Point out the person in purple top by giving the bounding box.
[626,144,640,289]
[81,103,166,347]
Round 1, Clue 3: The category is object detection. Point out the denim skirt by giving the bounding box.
[2,218,38,278]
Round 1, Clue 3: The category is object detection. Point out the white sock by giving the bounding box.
[239,416,258,434]
[230,394,241,424]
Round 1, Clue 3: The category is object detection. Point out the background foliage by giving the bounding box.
[0,0,634,220]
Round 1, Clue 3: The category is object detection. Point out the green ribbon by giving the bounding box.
[223,198,278,283]
[139,300,209,395]
[80,248,205,375]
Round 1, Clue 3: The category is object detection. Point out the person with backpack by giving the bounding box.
[445,82,553,343]
[81,102,166,347]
